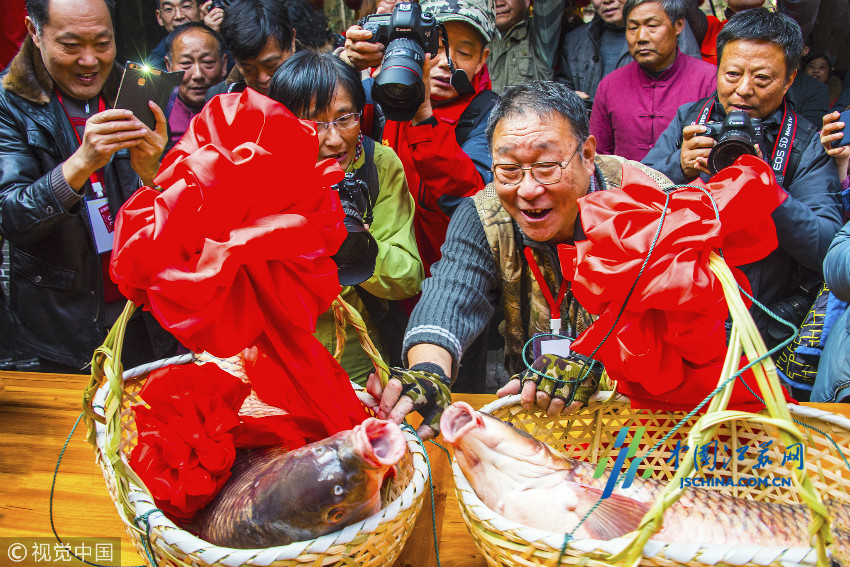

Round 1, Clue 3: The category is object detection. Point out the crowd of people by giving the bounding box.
[1,0,848,438]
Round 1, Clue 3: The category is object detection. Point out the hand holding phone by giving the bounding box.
[832,109,850,149]
[821,109,850,183]
[114,62,183,130]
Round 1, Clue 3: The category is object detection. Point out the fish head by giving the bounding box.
[441,401,563,468]
[254,417,406,541]
[440,402,650,539]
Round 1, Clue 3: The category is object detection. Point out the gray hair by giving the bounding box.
[622,0,687,26]
[486,81,590,152]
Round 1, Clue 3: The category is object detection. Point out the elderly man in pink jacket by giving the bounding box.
[589,0,716,161]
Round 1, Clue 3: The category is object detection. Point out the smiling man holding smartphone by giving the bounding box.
[0,0,177,373]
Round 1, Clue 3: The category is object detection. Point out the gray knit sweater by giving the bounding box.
[403,173,599,377]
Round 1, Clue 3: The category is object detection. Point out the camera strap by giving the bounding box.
[696,98,796,186]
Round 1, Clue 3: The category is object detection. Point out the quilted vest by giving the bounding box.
[472,154,674,374]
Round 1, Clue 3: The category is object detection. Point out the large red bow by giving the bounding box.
[560,156,791,411]
[112,90,372,519]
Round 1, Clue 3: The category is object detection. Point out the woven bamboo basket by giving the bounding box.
[452,253,850,567]
[82,296,429,567]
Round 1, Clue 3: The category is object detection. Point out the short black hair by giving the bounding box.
[623,0,686,26]
[268,50,365,117]
[220,0,294,62]
[486,81,589,151]
[27,0,115,32]
[284,0,333,50]
[165,22,225,59]
[717,8,803,78]
[802,52,832,78]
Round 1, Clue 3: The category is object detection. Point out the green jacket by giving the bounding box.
[487,0,564,95]
[314,142,424,384]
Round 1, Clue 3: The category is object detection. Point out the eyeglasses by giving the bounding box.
[492,146,581,186]
[314,112,362,134]
[160,1,197,15]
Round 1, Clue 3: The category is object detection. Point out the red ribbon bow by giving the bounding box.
[559,156,792,411]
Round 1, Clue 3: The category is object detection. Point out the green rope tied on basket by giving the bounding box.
[402,423,452,567]
[133,510,161,567]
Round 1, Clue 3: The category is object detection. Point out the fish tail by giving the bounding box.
[829,526,850,567]
[826,501,850,566]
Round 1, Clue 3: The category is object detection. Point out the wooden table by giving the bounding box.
[2,371,849,567]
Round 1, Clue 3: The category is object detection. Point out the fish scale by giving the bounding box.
[188,418,406,549]
[441,401,850,563]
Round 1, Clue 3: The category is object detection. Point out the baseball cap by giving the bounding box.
[419,0,497,44]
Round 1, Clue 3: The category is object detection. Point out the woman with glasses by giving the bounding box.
[269,50,423,385]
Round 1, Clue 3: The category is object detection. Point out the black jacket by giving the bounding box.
[0,38,174,367]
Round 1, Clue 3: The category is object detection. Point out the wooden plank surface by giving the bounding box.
[2,371,849,567]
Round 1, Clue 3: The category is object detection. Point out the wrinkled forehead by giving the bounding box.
[173,28,223,56]
[43,0,113,32]
[719,38,788,73]
[492,110,579,153]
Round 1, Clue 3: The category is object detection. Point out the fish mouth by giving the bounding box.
[440,402,480,445]
[356,418,406,467]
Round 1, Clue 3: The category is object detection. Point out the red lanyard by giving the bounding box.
[56,90,107,195]
[523,247,568,334]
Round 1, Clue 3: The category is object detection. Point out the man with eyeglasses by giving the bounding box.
[366,81,675,440]
[149,0,204,70]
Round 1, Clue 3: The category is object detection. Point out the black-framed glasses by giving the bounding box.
[314,112,362,134]
[160,1,197,14]
[492,146,581,186]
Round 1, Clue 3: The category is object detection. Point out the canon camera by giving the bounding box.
[359,2,441,122]
[331,173,379,286]
[703,110,764,175]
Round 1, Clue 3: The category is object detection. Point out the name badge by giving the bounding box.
[86,197,115,254]
[531,334,572,359]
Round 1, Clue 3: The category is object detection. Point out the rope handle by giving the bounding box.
[610,253,832,567]
[331,294,391,387]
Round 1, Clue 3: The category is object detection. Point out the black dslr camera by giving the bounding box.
[209,0,231,11]
[703,110,764,175]
[359,2,441,122]
[331,173,379,286]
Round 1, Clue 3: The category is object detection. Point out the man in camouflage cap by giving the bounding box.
[342,0,501,438]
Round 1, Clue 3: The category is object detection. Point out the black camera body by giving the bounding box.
[209,0,231,11]
[703,110,764,175]
[331,173,378,286]
[359,2,440,122]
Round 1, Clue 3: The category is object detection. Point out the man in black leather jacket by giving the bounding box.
[0,0,176,372]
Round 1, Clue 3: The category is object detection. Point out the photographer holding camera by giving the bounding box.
[269,51,423,384]
[341,0,498,277]
[643,8,843,345]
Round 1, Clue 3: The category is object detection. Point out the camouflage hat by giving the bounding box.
[419,0,497,44]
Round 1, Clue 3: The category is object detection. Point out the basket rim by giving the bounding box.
[451,395,850,567]
[93,356,430,564]
[483,394,850,431]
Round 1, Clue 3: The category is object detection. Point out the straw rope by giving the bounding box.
[82,298,427,567]
[451,254,850,567]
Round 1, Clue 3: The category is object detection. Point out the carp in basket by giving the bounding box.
[190,417,406,548]
[441,401,850,561]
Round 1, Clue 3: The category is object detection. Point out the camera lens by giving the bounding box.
[707,132,759,175]
[372,38,426,122]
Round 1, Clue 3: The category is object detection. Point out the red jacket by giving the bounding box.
[381,67,493,275]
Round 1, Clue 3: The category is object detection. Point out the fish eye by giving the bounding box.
[326,506,346,523]
[333,484,344,496]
